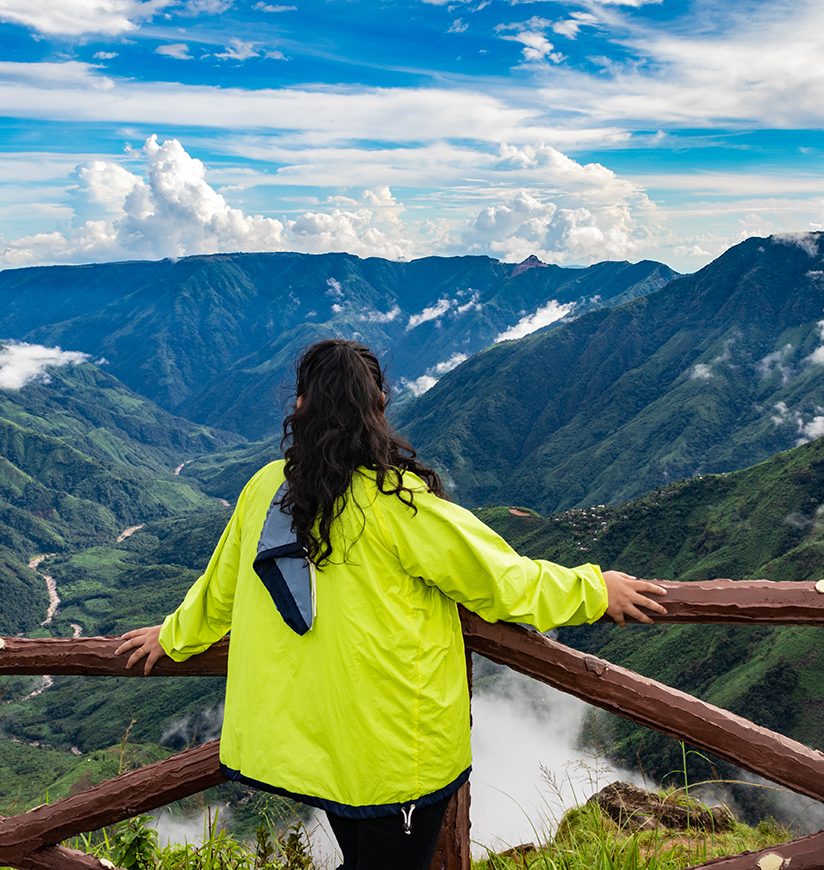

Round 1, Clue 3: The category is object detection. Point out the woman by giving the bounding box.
[116,338,667,869]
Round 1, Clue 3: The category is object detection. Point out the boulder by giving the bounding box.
[587,781,736,833]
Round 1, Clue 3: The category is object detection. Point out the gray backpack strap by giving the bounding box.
[252,481,316,635]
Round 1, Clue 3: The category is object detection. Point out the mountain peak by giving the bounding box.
[510,254,548,278]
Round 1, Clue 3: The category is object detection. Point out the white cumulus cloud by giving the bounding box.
[497,18,564,64]
[463,167,653,266]
[1,137,416,266]
[0,341,90,390]
[495,299,574,342]
[0,0,172,36]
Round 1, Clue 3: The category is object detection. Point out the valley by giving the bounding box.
[0,235,823,840]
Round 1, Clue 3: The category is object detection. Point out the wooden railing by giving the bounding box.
[1,579,823,869]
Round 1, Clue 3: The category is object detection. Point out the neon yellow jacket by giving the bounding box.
[158,460,608,816]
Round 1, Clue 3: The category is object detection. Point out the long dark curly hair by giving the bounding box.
[279,339,445,567]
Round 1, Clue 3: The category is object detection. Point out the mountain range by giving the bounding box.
[1,234,823,831]
[0,252,676,439]
[400,233,824,513]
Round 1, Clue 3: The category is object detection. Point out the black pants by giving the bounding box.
[327,796,449,870]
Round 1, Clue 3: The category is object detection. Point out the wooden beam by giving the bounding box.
[0,742,224,865]
[1,579,823,678]
[599,579,824,625]
[430,783,471,870]
[687,829,824,868]
[431,651,472,870]
[461,610,824,805]
[0,637,228,676]
[0,818,124,870]
[16,843,124,870]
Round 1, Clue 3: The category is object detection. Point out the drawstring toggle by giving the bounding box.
[401,803,416,835]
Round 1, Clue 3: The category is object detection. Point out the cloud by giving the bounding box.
[497,18,564,64]
[325,277,343,298]
[534,0,824,129]
[215,38,260,61]
[469,669,644,854]
[756,343,794,385]
[448,18,468,33]
[551,12,599,39]
[254,2,297,10]
[797,413,824,445]
[0,60,114,90]
[0,61,567,143]
[92,51,118,60]
[0,0,172,36]
[689,340,734,380]
[357,305,401,323]
[463,178,653,266]
[806,320,824,365]
[0,137,417,266]
[0,341,90,390]
[407,298,452,330]
[773,232,821,258]
[495,299,574,342]
[402,352,468,396]
[769,400,824,446]
[155,43,193,60]
[183,0,233,12]
[690,363,713,380]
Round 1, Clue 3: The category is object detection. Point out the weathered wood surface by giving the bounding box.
[598,579,824,625]
[0,816,124,870]
[687,828,824,868]
[2,579,823,678]
[461,611,824,805]
[0,636,229,676]
[16,844,124,870]
[431,650,472,870]
[0,743,225,865]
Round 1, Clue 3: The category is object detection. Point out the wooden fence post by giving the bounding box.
[430,649,472,870]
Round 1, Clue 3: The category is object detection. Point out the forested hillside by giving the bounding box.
[478,435,824,809]
[400,233,824,513]
[0,252,676,438]
[0,357,238,634]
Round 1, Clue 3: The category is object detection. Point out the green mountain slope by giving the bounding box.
[5,438,823,828]
[0,360,239,634]
[0,252,676,438]
[477,435,824,800]
[399,233,824,513]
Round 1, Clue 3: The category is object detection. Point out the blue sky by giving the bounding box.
[0,0,821,272]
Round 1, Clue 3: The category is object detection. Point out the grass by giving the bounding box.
[0,786,788,870]
[470,801,791,869]
[1,741,794,870]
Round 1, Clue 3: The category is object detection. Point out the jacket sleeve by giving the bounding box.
[158,496,244,663]
[374,476,608,631]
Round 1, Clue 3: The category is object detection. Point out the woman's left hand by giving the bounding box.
[115,625,167,675]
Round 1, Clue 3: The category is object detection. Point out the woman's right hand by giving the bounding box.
[602,571,668,626]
